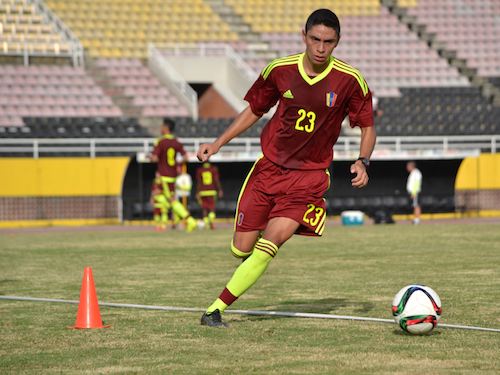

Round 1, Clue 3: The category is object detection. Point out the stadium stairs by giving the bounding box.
[382,0,500,105]
[84,57,143,119]
[205,0,265,45]
[205,0,280,63]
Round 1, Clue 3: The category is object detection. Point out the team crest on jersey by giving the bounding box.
[326,91,337,107]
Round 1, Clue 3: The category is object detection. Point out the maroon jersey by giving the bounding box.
[152,134,186,177]
[245,53,373,170]
[196,163,222,196]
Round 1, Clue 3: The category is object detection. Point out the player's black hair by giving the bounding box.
[162,117,175,132]
[305,9,341,38]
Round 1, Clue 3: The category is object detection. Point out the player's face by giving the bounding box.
[303,24,339,67]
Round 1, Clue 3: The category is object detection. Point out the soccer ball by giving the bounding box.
[392,284,442,334]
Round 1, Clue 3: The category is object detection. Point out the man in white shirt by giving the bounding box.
[406,161,422,224]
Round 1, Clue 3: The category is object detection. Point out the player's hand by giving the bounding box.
[197,143,219,162]
[350,161,369,188]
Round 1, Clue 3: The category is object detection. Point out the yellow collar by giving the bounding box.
[298,53,335,86]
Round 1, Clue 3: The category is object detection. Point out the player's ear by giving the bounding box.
[302,29,307,43]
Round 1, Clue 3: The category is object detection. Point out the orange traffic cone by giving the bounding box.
[70,267,110,329]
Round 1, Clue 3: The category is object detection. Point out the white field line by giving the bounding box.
[1,295,499,333]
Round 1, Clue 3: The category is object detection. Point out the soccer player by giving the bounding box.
[406,161,422,225]
[195,162,223,229]
[150,118,197,233]
[197,9,376,327]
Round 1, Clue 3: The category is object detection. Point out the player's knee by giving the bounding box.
[254,238,279,258]
[230,240,252,259]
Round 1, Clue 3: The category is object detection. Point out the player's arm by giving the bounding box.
[347,80,376,188]
[197,106,260,161]
[351,125,376,188]
[180,151,189,165]
[197,65,279,161]
[149,138,161,162]
[149,148,159,162]
[175,142,189,172]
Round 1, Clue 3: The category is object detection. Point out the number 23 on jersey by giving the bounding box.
[295,108,316,133]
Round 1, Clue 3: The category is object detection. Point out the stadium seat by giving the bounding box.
[0,0,73,60]
[405,0,500,79]
[377,87,500,136]
[45,0,238,59]
[21,117,151,138]
[0,65,125,126]
[93,58,190,118]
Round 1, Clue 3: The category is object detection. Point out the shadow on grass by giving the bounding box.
[242,298,375,322]
[392,329,441,336]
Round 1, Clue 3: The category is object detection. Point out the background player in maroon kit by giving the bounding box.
[197,9,376,327]
[150,118,197,233]
[195,162,223,229]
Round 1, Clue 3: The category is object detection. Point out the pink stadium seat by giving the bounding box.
[406,0,500,78]
[96,58,191,118]
[0,65,122,121]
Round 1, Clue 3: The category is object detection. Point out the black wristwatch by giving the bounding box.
[356,157,370,169]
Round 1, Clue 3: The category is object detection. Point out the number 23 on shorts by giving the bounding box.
[303,203,326,234]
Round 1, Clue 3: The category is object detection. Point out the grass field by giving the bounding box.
[1,221,499,374]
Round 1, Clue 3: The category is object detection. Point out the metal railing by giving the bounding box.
[148,45,199,120]
[0,135,497,160]
[157,42,258,82]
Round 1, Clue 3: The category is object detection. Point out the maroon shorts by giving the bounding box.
[200,195,216,211]
[235,156,330,236]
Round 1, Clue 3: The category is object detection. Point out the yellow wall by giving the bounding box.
[455,153,500,190]
[0,157,130,196]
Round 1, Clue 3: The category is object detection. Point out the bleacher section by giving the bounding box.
[13,117,151,138]
[222,0,498,137]
[94,58,190,118]
[226,0,381,33]
[0,0,71,56]
[404,0,500,79]
[227,2,469,98]
[44,0,238,59]
[378,87,500,136]
[0,1,496,137]
[0,65,122,127]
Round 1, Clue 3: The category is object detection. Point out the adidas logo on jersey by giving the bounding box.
[283,89,294,99]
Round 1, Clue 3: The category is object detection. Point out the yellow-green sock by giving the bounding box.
[230,240,252,260]
[206,298,228,314]
[207,238,278,313]
[208,211,216,224]
[171,200,188,219]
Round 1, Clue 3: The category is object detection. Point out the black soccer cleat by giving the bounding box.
[200,309,228,328]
